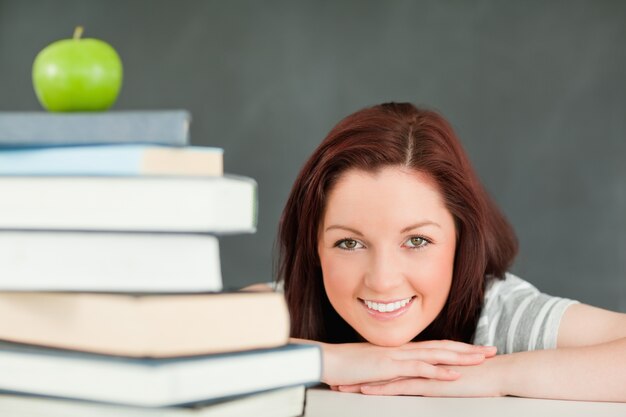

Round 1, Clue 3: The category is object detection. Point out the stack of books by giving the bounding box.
[0,111,321,416]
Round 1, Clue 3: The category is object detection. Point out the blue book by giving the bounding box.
[0,144,223,176]
[0,343,321,407]
[0,110,190,147]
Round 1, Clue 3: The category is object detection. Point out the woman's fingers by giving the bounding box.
[391,348,487,365]
[400,340,497,357]
[338,377,418,393]
[336,384,363,393]
[359,378,428,396]
[390,359,461,381]
[400,339,489,352]
[373,358,462,382]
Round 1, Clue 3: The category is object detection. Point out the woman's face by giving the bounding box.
[317,166,457,346]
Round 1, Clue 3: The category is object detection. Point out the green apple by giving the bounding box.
[32,26,123,112]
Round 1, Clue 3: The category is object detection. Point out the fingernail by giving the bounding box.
[479,346,497,353]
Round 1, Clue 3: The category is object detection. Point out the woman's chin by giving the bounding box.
[359,331,417,347]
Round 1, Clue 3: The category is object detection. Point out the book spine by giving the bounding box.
[0,111,190,146]
[0,231,223,292]
[0,176,257,233]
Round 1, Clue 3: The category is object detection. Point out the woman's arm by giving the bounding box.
[498,336,626,401]
[343,336,626,401]
[239,283,273,292]
[498,303,626,401]
[291,337,497,386]
[343,304,626,402]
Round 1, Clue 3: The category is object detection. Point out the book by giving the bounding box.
[0,385,306,417]
[0,111,190,147]
[0,145,223,176]
[0,175,257,233]
[0,231,223,292]
[0,343,321,407]
[0,291,289,357]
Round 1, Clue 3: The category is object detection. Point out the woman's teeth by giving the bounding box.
[364,297,413,313]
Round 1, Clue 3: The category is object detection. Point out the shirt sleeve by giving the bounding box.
[270,280,285,292]
[472,273,579,354]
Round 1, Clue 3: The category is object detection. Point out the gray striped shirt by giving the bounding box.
[472,273,579,354]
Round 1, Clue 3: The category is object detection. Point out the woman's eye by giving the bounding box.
[406,236,429,248]
[336,239,363,250]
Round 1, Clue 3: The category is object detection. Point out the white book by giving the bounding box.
[0,232,221,292]
[0,386,305,417]
[0,343,321,407]
[0,175,256,233]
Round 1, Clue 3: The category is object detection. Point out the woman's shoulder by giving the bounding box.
[482,272,576,316]
[270,280,285,292]
[483,272,539,301]
[475,272,579,353]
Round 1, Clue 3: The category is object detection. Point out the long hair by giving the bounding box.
[278,103,518,343]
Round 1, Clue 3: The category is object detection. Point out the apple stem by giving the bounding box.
[73,26,84,40]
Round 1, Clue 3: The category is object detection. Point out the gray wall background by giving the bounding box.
[1,0,624,311]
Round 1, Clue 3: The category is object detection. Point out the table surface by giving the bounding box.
[304,387,626,417]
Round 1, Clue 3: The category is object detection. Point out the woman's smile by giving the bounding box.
[359,296,417,320]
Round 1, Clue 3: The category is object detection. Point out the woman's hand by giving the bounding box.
[318,339,496,387]
[332,354,506,397]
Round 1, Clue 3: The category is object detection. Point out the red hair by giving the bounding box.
[278,103,518,343]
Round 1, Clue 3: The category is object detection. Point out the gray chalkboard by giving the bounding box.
[1,0,624,311]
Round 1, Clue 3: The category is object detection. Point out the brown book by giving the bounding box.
[0,291,288,357]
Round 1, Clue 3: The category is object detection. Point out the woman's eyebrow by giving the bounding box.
[400,221,441,233]
[325,221,440,236]
[324,225,364,236]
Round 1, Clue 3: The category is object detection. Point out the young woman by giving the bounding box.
[268,103,626,401]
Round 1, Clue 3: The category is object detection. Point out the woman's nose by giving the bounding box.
[363,248,404,293]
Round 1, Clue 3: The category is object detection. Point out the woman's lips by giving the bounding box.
[359,296,416,320]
